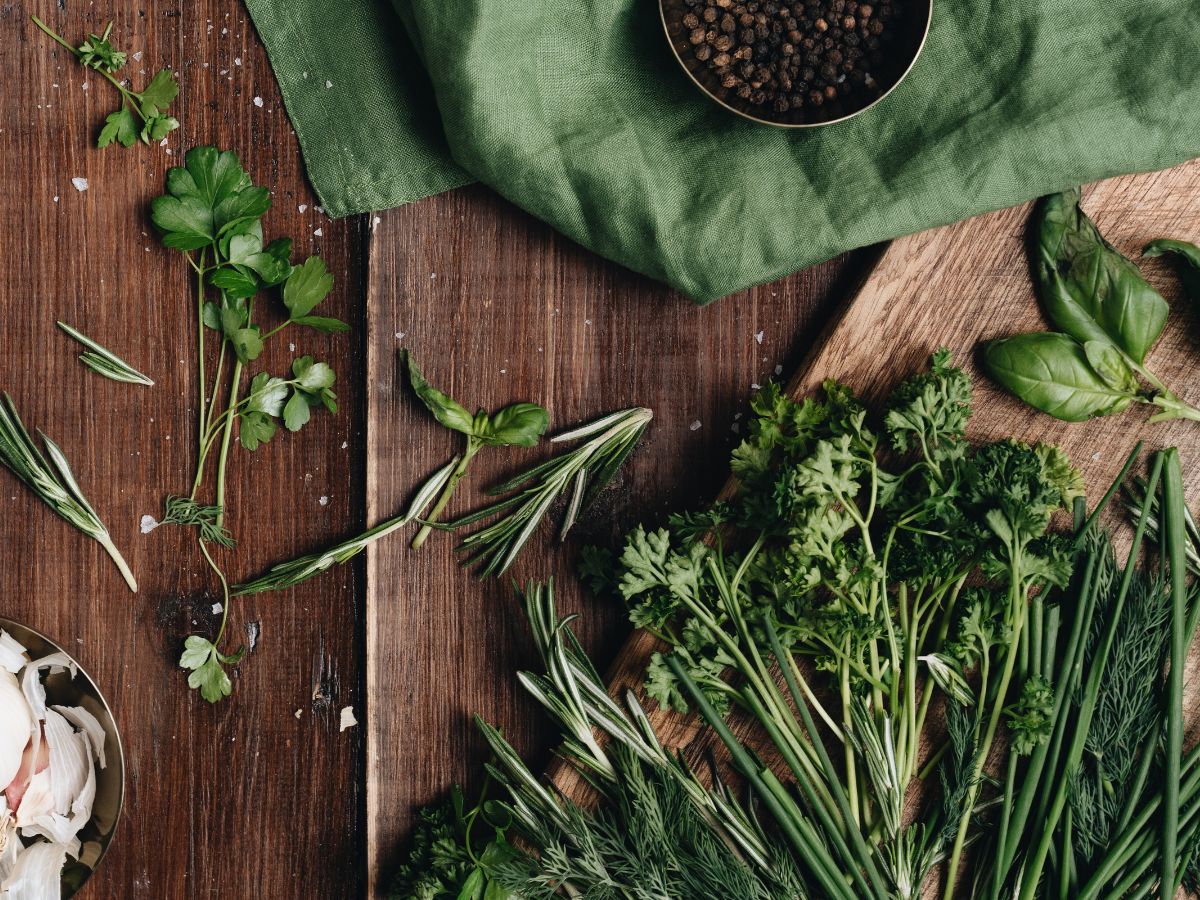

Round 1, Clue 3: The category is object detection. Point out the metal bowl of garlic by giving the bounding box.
[0,619,124,898]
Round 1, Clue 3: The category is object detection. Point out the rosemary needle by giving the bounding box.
[0,393,136,591]
[57,321,154,386]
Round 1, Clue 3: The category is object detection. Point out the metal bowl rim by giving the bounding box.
[659,0,935,128]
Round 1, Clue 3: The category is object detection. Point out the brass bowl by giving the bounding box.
[660,0,933,127]
[0,619,124,898]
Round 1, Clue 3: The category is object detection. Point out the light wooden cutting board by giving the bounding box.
[551,158,1200,824]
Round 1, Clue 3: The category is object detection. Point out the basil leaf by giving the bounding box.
[1082,340,1138,393]
[406,352,475,435]
[479,402,549,447]
[984,332,1133,422]
[1144,238,1200,299]
[1037,189,1168,364]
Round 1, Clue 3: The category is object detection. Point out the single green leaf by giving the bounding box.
[406,352,475,434]
[1144,238,1200,299]
[238,410,276,451]
[229,327,264,363]
[201,301,222,330]
[151,147,269,250]
[228,232,290,284]
[282,257,334,318]
[479,402,549,447]
[456,869,485,900]
[179,634,214,670]
[97,105,138,148]
[1082,340,1138,393]
[283,391,311,431]
[1037,189,1168,364]
[137,68,178,113]
[244,373,289,416]
[179,636,232,704]
[208,266,259,299]
[984,332,1132,422]
[140,113,179,144]
[292,356,335,393]
[290,315,350,334]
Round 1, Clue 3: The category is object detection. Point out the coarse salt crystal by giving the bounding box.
[339,707,357,732]
[234,57,242,66]
[212,603,223,615]
[253,96,263,107]
[319,496,329,507]
[754,331,764,344]
[71,177,88,192]
[325,80,333,89]
[298,204,308,213]
[139,514,159,533]
[313,227,323,237]
[689,420,702,431]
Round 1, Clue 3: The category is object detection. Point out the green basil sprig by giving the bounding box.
[984,189,1200,424]
[406,351,549,549]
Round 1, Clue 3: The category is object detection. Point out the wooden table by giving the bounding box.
[1,3,864,896]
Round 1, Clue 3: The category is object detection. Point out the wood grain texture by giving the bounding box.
[363,186,865,894]
[2,3,365,897]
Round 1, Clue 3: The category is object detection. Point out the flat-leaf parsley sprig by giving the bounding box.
[0,393,136,591]
[31,16,180,148]
[148,146,347,702]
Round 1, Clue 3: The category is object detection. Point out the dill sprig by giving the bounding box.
[232,456,459,596]
[447,406,653,576]
[159,495,234,548]
[0,393,136,591]
[57,321,154,386]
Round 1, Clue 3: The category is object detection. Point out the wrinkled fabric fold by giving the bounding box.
[245,0,1200,302]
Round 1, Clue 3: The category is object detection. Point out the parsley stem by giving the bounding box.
[196,249,208,473]
[198,538,231,649]
[412,442,479,550]
[214,359,244,529]
[30,16,77,56]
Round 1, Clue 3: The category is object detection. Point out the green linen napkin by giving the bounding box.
[245,0,1200,303]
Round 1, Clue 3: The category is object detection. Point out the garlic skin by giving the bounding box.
[0,674,32,791]
[0,632,104,900]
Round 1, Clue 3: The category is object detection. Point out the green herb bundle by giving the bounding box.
[149,146,347,701]
[602,350,1083,896]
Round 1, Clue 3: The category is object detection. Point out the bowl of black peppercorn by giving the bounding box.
[661,0,932,126]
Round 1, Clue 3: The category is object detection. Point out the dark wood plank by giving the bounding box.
[364,184,866,893]
[3,3,364,897]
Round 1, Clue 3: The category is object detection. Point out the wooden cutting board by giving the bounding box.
[552,157,1200,795]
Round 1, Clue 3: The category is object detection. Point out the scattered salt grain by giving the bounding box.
[319,496,329,507]
[302,71,309,80]
[339,707,357,732]
[294,709,302,719]
[81,82,89,91]
[313,227,323,236]
[340,441,348,450]
[755,331,764,344]
[751,383,761,390]
[372,216,381,227]
[246,621,260,651]
[774,364,783,375]
[253,96,263,107]
[52,195,59,203]
[394,332,406,340]
[298,203,307,213]
[211,603,223,615]
[325,80,333,89]
[139,514,159,533]
[71,177,88,192]
[132,51,143,61]
[289,342,296,352]
[689,420,702,431]
[234,57,242,66]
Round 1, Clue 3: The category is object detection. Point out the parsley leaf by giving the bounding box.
[97,105,138,148]
[282,257,334,318]
[151,147,269,250]
[179,635,243,703]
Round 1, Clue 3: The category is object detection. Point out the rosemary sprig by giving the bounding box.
[0,393,136,591]
[57,321,154,386]
[233,456,458,596]
[446,406,653,577]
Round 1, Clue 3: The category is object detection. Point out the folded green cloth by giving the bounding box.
[245,0,1200,303]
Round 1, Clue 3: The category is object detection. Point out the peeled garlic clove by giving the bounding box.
[19,654,75,766]
[0,672,32,790]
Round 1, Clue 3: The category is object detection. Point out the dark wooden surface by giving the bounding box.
[2,3,860,897]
